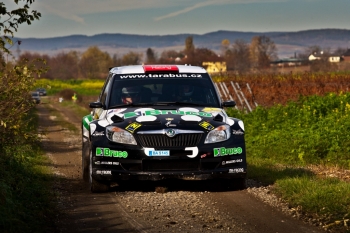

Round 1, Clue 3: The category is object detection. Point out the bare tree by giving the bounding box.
[145,48,157,64]
[185,36,195,64]
[227,39,251,73]
[47,51,80,79]
[249,35,278,69]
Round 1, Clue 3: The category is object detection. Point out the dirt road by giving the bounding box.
[37,98,325,233]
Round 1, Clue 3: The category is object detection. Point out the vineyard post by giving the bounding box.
[236,83,252,112]
[219,82,229,99]
[246,83,258,107]
[230,81,244,110]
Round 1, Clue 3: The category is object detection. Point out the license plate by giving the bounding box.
[148,150,170,156]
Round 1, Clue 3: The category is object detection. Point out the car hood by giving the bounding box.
[94,106,236,131]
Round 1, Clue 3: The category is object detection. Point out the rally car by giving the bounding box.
[82,64,247,192]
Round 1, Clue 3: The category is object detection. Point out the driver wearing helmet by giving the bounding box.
[121,87,140,104]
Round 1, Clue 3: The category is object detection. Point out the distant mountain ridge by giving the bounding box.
[13,29,350,58]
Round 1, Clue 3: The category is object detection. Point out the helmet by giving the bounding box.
[121,87,140,104]
[180,85,194,97]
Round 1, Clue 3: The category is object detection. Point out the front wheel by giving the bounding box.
[89,151,110,193]
[234,177,247,190]
[82,137,90,182]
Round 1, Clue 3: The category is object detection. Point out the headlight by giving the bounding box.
[106,126,137,145]
[204,125,231,144]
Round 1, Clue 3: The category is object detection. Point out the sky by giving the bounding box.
[2,0,350,39]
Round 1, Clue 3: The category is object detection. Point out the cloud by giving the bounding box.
[154,0,286,21]
[31,0,286,24]
[41,3,85,23]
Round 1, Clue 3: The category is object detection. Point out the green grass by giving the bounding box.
[59,100,91,119]
[35,79,104,96]
[228,92,350,167]
[0,108,58,233]
[227,92,350,232]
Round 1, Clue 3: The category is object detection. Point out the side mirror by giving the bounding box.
[89,102,104,109]
[222,100,236,107]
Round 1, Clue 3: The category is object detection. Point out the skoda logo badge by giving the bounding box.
[166,129,176,137]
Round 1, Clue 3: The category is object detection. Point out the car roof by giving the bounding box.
[109,65,207,74]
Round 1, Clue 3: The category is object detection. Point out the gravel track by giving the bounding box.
[39,98,327,233]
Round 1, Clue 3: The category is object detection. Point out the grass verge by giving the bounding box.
[0,108,59,233]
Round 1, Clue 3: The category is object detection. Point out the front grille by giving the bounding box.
[136,134,202,148]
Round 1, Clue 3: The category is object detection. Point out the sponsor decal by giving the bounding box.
[165,119,176,127]
[108,108,127,115]
[96,170,112,175]
[99,161,120,165]
[136,115,157,122]
[232,129,244,135]
[181,115,202,122]
[124,110,212,119]
[229,168,244,173]
[125,122,142,133]
[202,107,221,113]
[119,74,203,79]
[185,147,198,158]
[82,114,93,130]
[92,131,105,136]
[222,159,243,165]
[214,147,243,157]
[148,150,170,156]
[199,121,214,131]
[96,147,128,158]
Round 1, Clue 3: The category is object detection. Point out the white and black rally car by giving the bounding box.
[82,65,246,192]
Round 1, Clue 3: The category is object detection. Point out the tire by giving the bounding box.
[90,178,110,193]
[234,177,247,190]
[89,151,110,193]
[82,138,90,182]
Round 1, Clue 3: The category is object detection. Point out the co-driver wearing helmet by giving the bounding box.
[177,84,194,102]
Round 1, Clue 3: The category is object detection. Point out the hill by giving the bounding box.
[12,29,350,58]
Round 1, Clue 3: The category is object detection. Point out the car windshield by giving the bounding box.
[32,92,39,97]
[108,74,220,108]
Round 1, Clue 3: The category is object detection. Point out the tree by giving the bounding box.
[46,51,80,79]
[145,48,157,64]
[121,51,142,66]
[184,36,195,64]
[228,39,251,73]
[0,0,44,149]
[221,39,230,56]
[192,47,218,66]
[79,46,113,79]
[0,1,41,56]
[249,35,278,69]
[158,50,184,64]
